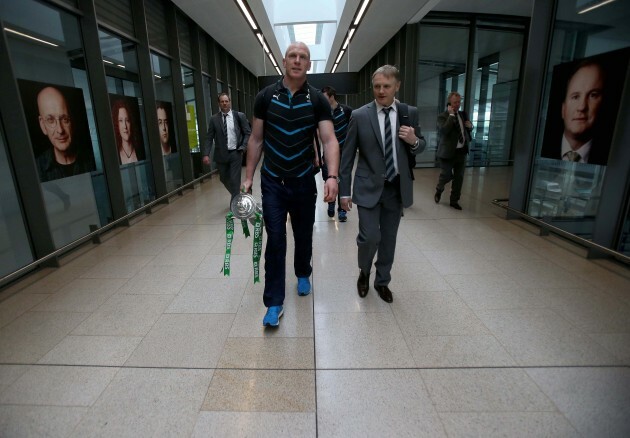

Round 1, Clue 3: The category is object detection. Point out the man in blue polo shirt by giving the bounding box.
[242,41,340,327]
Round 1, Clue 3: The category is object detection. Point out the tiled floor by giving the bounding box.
[1,166,629,437]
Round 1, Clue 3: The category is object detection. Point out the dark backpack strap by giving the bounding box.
[396,102,416,180]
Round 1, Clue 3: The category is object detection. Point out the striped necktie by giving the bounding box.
[457,113,465,144]
[223,113,228,140]
[564,151,581,162]
[382,107,396,182]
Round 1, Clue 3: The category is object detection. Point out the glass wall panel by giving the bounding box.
[415,24,469,167]
[182,65,199,153]
[100,29,156,213]
[152,52,183,191]
[0,123,34,276]
[527,0,630,238]
[470,28,524,166]
[202,74,216,173]
[4,0,112,248]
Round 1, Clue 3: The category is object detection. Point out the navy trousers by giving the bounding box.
[260,173,317,307]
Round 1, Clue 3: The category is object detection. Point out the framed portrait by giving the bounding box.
[18,79,96,183]
[109,94,146,165]
[540,48,630,166]
[156,100,177,155]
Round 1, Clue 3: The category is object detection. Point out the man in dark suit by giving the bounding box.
[203,92,251,201]
[340,65,424,303]
[434,92,473,210]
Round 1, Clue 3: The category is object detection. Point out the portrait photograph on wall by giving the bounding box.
[109,94,146,165]
[18,79,97,183]
[156,100,177,155]
[540,47,630,166]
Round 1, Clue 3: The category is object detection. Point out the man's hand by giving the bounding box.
[464,120,473,129]
[241,179,253,194]
[398,125,417,145]
[202,156,211,166]
[323,179,338,203]
[341,197,352,211]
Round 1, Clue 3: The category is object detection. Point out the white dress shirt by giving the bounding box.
[561,135,591,163]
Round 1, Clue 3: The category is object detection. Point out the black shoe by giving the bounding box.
[357,270,369,298]
[450,202,462,210]
[434,190,441,204]
[374,284,393,303]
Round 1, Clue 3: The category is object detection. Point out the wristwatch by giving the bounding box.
[326,175,340,184]
[412,138,420,149]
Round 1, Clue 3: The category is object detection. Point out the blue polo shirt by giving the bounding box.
[254,79,332,178]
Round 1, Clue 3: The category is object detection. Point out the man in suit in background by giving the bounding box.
[203,92,251,201]
[434,92,473,210]
[340,65,424,303]
[321,85,352,222]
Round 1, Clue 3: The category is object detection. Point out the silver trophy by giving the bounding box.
[230,192,263,223]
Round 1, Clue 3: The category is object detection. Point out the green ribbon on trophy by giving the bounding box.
[223,193,263,282]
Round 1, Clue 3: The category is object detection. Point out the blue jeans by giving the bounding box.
[260,173,317,307]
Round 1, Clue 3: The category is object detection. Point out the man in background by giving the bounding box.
[203,93,251,201]
[434,92,473,210]
[321,85,352,222]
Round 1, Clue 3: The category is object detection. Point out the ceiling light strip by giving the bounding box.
[5,28,58,47]
[234,0,281,75]
[236,0,257,30]
[331,0,371,72]
[577,0,616,14]
[354,0,371,26]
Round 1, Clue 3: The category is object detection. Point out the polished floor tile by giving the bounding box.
[1,167,628,436]
[526,367,630,437]
[71,368,212,438]
[202,369,315,412]
[317,369,445,437]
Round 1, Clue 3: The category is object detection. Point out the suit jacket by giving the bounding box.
[436,110,472,159]
[203,110,251,163]
[340,101,423,209]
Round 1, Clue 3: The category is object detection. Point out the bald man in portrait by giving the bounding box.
[35,86,95,182]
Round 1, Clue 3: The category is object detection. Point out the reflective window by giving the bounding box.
[527,0,630,237]
[0,122,33,276]
[415,24,469,167]
[470,28,524,166]
[100,29,156,213]
[4,0,112,248]
[182,65,199,153]
[152,52,183,191]
[202,74,216,174]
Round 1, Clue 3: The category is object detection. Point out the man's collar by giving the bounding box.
[276,77,309,94]
[375,100,397,113]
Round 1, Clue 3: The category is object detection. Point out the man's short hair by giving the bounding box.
[564,60,605,98]
[156,101,168,112]
[321,86,336,98]
[447,92,461,103]
[218,92,230,102]
[372,65,400,83]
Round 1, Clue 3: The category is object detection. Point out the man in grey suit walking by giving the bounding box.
[203,92,251,201]
[434,92,473,210]
[340,65,425,303]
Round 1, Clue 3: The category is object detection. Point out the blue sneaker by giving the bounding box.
[338,210,347,222]
[263,306,283,327]
[297,277,311,296]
